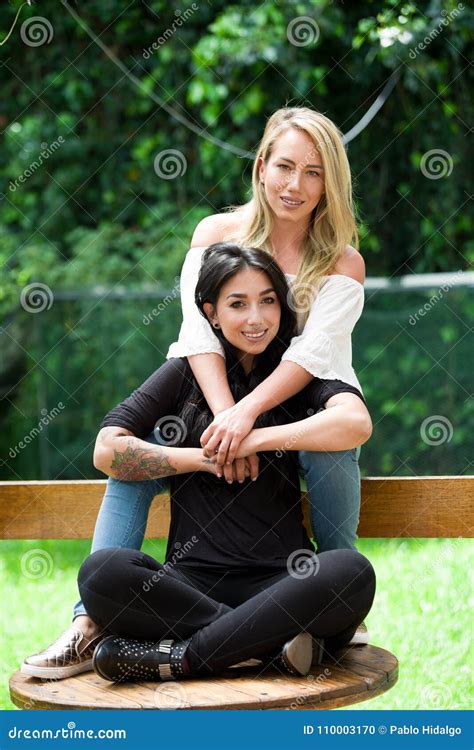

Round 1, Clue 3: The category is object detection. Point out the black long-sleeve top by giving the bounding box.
[101,357,364,570]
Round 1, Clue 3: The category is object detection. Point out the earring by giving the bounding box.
[213,323,220,329]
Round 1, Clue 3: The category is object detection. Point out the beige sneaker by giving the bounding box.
[348,621,370,646]
[21,626,105,679]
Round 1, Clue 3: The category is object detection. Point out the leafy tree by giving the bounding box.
[1,1,472,479]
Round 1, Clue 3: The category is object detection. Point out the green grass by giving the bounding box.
[1,539,472,711]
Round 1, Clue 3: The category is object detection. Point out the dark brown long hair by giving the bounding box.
[176,242,299,447]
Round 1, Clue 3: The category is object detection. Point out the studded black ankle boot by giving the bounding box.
[92,635,191,683]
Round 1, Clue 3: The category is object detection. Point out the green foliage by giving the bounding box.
[1,0,471,286]
[0,1,472,479]
[356,286,473,476]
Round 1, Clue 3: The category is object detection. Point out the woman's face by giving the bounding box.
[258,127,325,225]
[204,267,282,374]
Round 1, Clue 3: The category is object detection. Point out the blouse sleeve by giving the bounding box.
[166,246,225,360]
[100,358,191,439]
[281,275,364,380]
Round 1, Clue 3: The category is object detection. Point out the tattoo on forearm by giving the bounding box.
[110,440,178,480]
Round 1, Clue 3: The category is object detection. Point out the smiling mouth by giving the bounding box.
[241,329,268,341]
[281,197,304,207]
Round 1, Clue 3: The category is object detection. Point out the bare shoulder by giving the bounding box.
[191,211,242,248]
[332,245,365,284]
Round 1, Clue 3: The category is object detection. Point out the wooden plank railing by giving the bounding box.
[0,477,472,539]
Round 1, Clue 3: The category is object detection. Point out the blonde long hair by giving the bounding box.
[226,107,359,322]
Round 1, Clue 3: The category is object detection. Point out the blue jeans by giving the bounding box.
[299,446,361,552]
[73,435,361,619]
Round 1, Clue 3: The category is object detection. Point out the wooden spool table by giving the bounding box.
[10,645,397,710]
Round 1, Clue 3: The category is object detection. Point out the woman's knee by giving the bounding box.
[337,548,373,574]
[78,547,130,594]
[340,548,374,581]
[299,448,360,479]
[341,549,376,610]
[319,548,375,596]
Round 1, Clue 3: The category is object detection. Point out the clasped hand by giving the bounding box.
[200,402,259,483]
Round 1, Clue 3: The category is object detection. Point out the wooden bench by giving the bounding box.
[2,476,472,710]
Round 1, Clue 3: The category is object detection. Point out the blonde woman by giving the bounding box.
[22,107,369,680]
[168,106,366,547]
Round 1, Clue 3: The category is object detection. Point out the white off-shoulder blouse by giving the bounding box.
[166,246,364,392]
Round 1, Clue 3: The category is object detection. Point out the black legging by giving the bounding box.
[78,548,375,676]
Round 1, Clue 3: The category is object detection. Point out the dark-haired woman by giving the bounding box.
[34,243,376,683]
